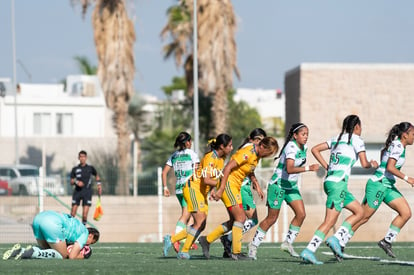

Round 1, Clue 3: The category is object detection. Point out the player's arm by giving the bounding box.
[311,142,329,170]
[161,164,171,197]
[386,157,414,186]
[285,158,319,174]
[68,242,82,259]
[249,173,264,200]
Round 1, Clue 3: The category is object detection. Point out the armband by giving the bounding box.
[305,165,310,172]
[404,175,409,182]
[97,181,102,185]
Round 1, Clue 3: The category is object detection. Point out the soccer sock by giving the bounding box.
[226,231,233,242]
[206,223,229,243]
[171,228,187,243]
[384,224,401,243]
[306,230,325,252]
[242,218,258,234]
[343,230,354,246]
[232,221,244,254]
[175,221,187,243]
[284,224,300,244]
[334,221,351,247]
[251,226,266,247]
[30,247,63,259]
[181,226,198,253]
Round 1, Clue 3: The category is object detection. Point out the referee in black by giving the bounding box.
[70,150,102,224]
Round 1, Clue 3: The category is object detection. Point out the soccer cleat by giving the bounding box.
[300,248,323,265]
[163,235,172,257]
[177,252,191,260]
[231,253,253,261]
[248,243,258,260]
[173,241,180,253]
[378,239,396,258]
[190,243,198,250]
[3,244,21,260]
[280,241,299,258]
[326,236,343,260]
[220,236,232,258]
[16,245,33,260]
[198,236,210,259]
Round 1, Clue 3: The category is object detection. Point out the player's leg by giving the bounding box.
[82,189,93,224]
[71,191,81,218]
[282,193,305,257]
[379,189,410,258]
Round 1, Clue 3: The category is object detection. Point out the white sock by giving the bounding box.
[306,235,323,252]
[384,228,399,243]
[285,228,299,244]
[334,226,349,247]
[30,247,63,259]
[251,227,266,247]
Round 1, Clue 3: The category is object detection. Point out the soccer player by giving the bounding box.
[199,137,279,260]
[162,132,200,253]
[3,210,100,260]
[300,115,378,264]
[248,123,319,260]
[70,150,102,225]
[340,122,414,258]
[163,134,233,259]
[220,128,267,258]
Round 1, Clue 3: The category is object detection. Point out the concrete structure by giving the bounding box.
[0,75,117,174]
[235,88,285,135]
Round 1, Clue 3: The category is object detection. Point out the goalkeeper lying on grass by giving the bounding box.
[3,210,99,260]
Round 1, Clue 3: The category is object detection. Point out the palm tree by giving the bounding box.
[73,55,97,75]
[162,0,239,135]
[72,0,135,195]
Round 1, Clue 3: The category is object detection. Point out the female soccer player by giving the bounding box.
[300,114,378,264]
[163,134,233,259]
[340,122,414,258]
[199,137,279,260]
[3,210,100,260]
[220,128,267,258]
[248,123,319,260]
[162,132,199,254]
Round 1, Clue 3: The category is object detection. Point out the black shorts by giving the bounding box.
[72,188,93,206]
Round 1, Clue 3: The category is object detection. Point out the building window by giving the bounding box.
[56,113,73,135]
[33,113,51,136]
[351,143,383,177]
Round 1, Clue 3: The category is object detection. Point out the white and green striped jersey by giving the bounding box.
[370,139,405,187]
[325,133,366,183]
[166,149,199,194]
[269,140,307,190]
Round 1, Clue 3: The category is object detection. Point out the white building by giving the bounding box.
[0,75,116,172]
[234,88,285,135]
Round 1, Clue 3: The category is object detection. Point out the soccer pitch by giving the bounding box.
[2,242,414,274]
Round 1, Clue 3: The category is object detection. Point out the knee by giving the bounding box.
[401,209,412,221]
[296,211,306,223]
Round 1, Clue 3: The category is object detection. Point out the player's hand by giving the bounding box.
[370,160,379,169]
[406,176,414,187]
[256,188,264,200]
[163,188,170,197]
[77,181,84,187]
[213,189,223,201]
[309,164,320,171]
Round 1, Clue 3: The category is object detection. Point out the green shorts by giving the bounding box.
[362,179,403,209]
[266,183,302,210]
[176,193,187,207]
[241,185,256,210]
[324,180,356,211]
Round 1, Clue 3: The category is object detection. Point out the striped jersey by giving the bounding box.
[269,140,307,190]
[325,133,366,183]
[370,139,405,187]
[166,148,199,194]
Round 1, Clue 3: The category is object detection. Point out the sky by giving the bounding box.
[1,0,414,99]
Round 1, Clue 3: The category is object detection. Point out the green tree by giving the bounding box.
[73,55,97,75]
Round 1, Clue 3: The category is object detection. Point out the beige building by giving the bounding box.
[284,63,414,241]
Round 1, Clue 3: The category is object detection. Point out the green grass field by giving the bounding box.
[2,242,414,274]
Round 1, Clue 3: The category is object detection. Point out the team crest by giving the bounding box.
[273,200,279,207]
[243,154,248,160]
[373,200,379,206]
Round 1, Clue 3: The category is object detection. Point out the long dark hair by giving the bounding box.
[238,128,267,149]
[381,122,413,156]
[275,123,306,160]
[174,132,191,150]
[333,115,361,150]
[207,133,232,152]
